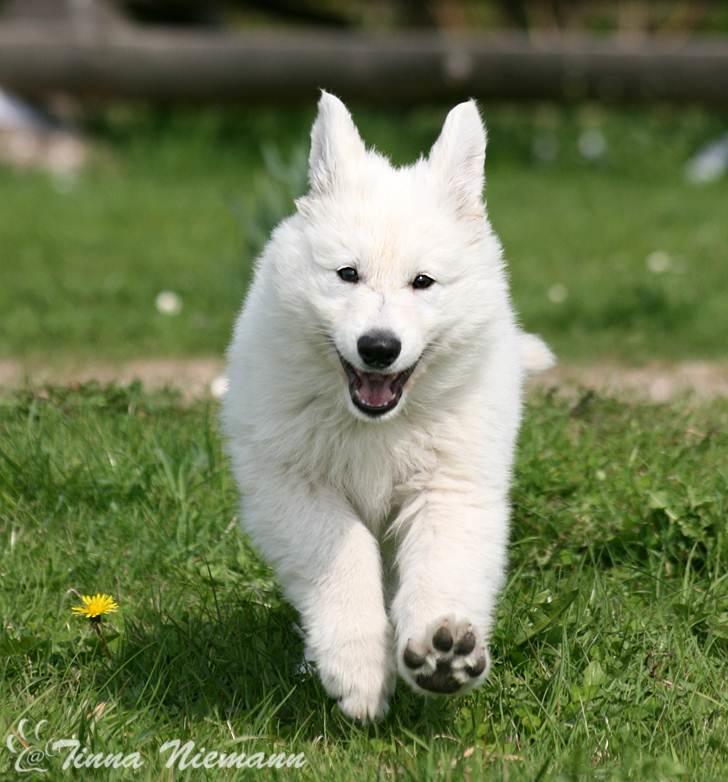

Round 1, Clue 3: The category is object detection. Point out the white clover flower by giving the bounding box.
[155,290,182,316]
[210,374,229,399]
[547,283,569,304]
[646,251,671,274]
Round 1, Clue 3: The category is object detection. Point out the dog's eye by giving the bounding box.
[412,274,435,290]
[337,267,359,284]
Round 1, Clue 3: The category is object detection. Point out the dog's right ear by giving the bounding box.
[307,91,365,195]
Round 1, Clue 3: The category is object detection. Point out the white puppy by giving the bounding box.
[222,92,553,721]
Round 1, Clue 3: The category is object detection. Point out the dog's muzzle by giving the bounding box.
[338,354,416,417]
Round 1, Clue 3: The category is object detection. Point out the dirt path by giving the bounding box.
[536,361,728,401]
[0,358,226,399]
[2,358,728,401]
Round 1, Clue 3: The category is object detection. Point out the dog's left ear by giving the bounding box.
[308,91,366,196]
[429,100,487,218]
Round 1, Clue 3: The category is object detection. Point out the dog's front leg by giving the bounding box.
[390,481,509,697]
[242,474,394,721]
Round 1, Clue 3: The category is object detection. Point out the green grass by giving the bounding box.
[1,104,726,778]
[1,104,727,364]
[1,385,726,780]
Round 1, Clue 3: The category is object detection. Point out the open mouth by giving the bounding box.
[338,354,417,417]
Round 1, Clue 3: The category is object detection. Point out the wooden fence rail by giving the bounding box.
[1,24,727,103]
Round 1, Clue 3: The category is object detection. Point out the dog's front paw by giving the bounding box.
[398,616,490,695]
[337,684,391,723]
[314,637,395,723]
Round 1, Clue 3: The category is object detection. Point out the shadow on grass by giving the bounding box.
[104,589,460,741]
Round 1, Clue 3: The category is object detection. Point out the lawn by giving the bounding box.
[1,104,727,780]
[1,385,726,780]
[1,104,727,364]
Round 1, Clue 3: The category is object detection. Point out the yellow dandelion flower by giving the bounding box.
[72,593,119,622]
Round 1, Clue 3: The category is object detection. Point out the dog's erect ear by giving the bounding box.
[429,100,487,218]
[308,91,365,195]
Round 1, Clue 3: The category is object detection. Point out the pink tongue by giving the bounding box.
[357,373,396,407]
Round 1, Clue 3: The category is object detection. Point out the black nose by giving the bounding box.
[357,331,402,369]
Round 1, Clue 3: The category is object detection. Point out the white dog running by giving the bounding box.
[222,92,553,721]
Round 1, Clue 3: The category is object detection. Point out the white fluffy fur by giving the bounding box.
[222,92,553,721]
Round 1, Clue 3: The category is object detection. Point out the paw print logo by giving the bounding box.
[5,719,53,774]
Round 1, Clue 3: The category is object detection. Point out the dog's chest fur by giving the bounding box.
[288,401,438,534]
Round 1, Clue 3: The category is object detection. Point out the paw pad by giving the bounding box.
[402,617,489,695]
